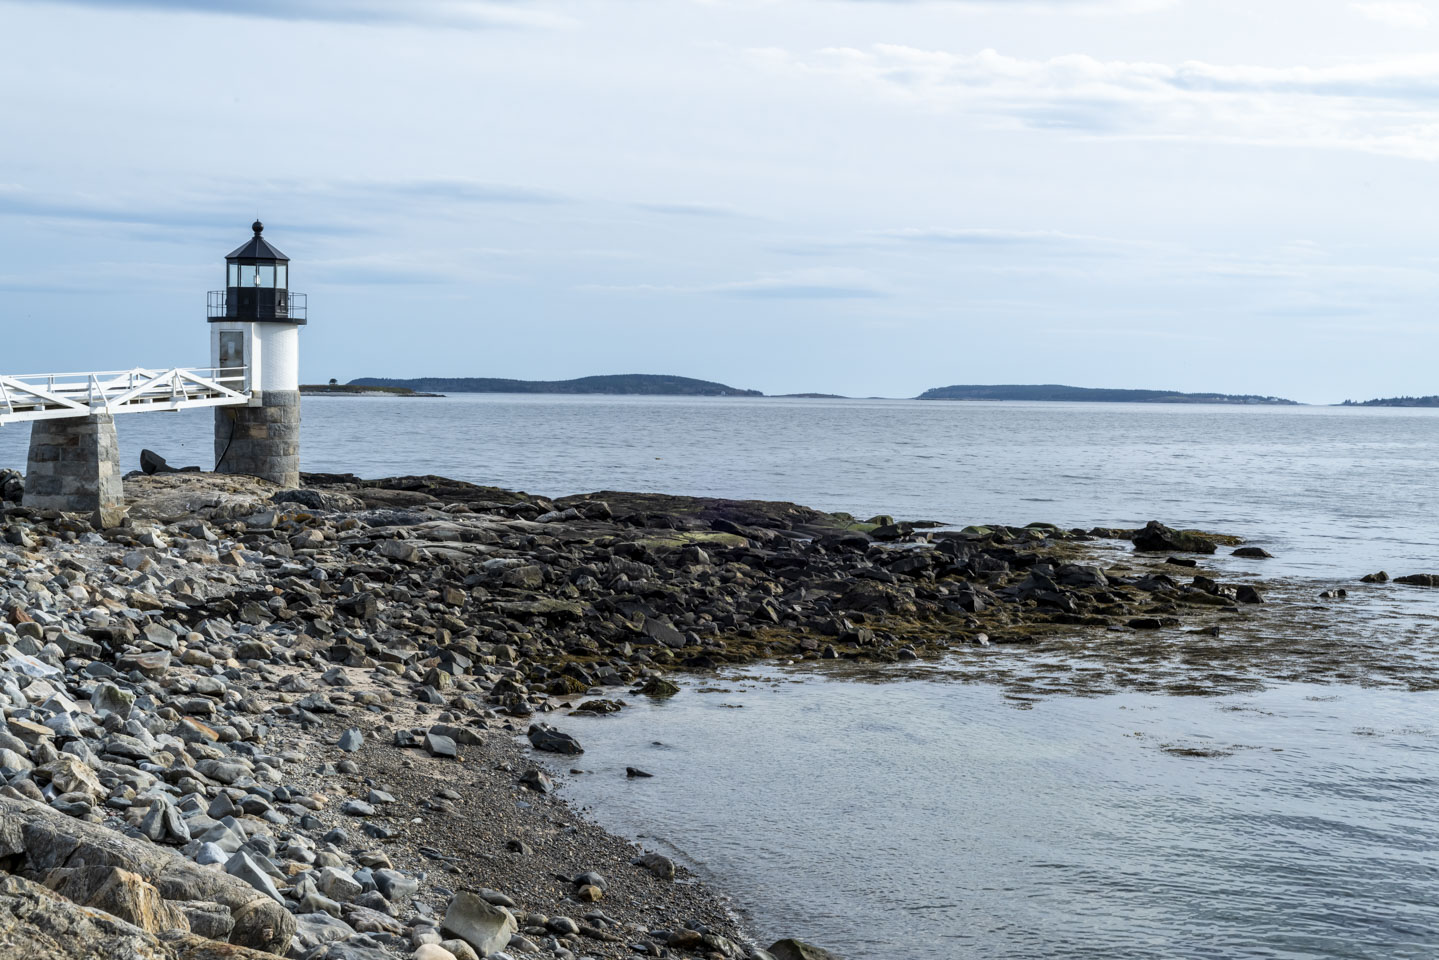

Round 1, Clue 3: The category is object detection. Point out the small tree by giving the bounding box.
[329,378,338,386]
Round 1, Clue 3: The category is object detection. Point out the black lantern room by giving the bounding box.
[207,220,307,324]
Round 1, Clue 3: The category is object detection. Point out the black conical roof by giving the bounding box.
[226,220,289,261]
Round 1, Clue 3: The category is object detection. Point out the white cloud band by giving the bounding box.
[756,43,1439,159]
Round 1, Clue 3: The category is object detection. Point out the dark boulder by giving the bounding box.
[0,469,23,503]
[637,677,680,699]
[527,724,583,755]
[1132,521,1216,554]
[139,449,176,475]
[139,450,199,474]
[1235,585,1264,603]
[769,939,842,960]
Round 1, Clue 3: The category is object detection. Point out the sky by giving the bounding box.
[2,0,1438,402]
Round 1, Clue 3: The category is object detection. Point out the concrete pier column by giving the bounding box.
[23,413,126,527]
[214,389,300,487]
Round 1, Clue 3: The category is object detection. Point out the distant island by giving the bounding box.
[917,384,1298,405]
[324,376,1302,404]
[301,384,443,397]
[348,374,762,397]
[1339,396,1439,407]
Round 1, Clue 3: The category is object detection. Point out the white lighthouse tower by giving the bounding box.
[208,220,305,487]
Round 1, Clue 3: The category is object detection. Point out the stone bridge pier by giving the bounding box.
[23,413,126,528]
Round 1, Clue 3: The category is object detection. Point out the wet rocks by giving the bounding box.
[1361,571,1389,583]
[1232,546,1273,558]
[637,677,680,699]
[769,938,842,960]
[527,724,583,755]
[632,853,675,881]
[1132,521,1217,554]
[574,698,623,714]
[1395,574,1439,587]
[1235,585,1264,604]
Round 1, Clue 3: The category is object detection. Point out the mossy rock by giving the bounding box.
[549,675,590,696]
[838,521,881,534]
[638,677,681,699]
[574,699,624,714]
[1184,530,1244,547]
[635,532,750,552]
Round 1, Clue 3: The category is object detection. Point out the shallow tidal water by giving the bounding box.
[4,394,1439,956]
[546,667,1439,960]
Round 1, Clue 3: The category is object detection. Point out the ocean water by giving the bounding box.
[545,669,1439,960]
[4,394,1439,580]
[3,394,1438,957]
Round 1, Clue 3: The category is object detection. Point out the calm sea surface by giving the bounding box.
[3,395,1438,957]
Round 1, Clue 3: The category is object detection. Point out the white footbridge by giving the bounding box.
[0,367,250,426]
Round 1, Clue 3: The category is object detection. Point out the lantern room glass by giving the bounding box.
[228,263,284,288]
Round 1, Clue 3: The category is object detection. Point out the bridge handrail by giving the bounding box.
[0,365,254,426]
[3,366,246,383]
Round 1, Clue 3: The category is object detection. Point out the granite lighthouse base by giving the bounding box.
[214,390,300,488]
[23,413,126,527]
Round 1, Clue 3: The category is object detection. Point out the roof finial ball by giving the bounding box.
[252,219,264,235]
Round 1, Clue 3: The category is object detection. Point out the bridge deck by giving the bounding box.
[0,367,250,426]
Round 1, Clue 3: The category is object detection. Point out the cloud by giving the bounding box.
[0,188,237,232]
[775,226,1134,258]
[2,0,571,29]
[877,227,1125,250]
[720,281,887,299]
[754,44,1439,159]
[839,0,1176,10]
[632,201,750,218]
[588,268,890,299]
[307,257,456,285]
[1351,2,1431,27]
[364,179,566,206]
[743,0,1177,11]
[0,177,563,233]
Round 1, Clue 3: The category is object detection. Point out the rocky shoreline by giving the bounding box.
[0,469,1270,960]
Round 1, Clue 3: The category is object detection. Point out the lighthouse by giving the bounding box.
[208,221,305,487]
